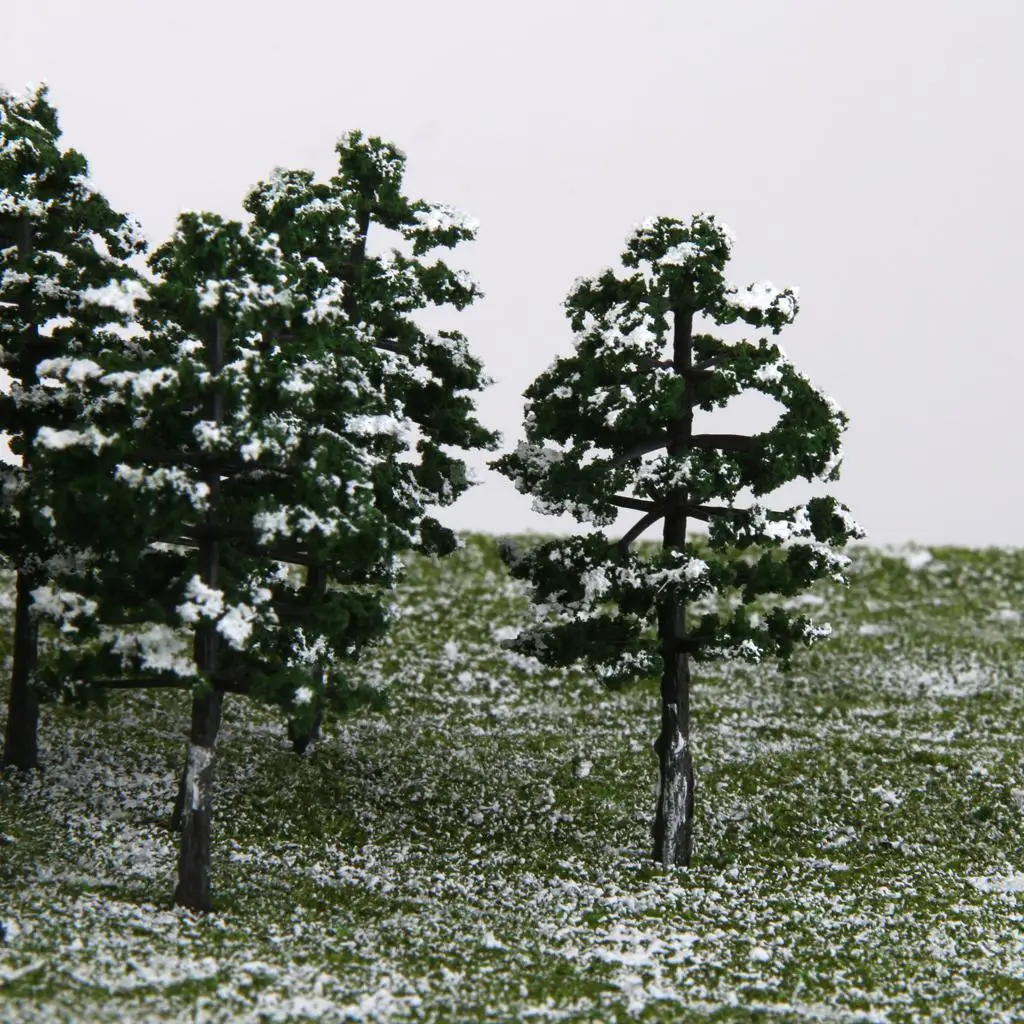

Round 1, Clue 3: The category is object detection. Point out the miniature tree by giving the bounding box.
[241,130,499,747]
[35,133,496,910]
[243,130,497,564]
[0,83,146,770]
[493,214,862,867]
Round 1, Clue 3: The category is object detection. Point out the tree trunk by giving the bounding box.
[2,571,39,771]
[2,220,41,772]
[172,687,223,911]
[652,301,696,867]
[652,551,695,866]
[174,318,225,911]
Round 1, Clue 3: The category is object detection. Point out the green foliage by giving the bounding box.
[18,123,496,737]
[0,83,146,574]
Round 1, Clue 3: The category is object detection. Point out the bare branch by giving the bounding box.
[618,508,666,552]
[611,430,754,467]
[686,504,746,523]
[690,433,755,452]
[165,529,327,569]
[609,495,658,513]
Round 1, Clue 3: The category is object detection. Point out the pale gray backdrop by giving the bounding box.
[4,0,1022,545]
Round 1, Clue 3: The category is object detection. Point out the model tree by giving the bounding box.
[33,132,496,910]
[242,130,498,746]
[493,214,862,867]
[243,130,497,563]
[0,83,146,770]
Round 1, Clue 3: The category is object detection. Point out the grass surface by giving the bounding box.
[1,535,1023,1022]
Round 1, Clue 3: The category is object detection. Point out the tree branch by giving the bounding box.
[618,509,666,552]
[609,495,658,513]
[608,498,745,534]
[166,530,324,568]
[612,430,755,467]
[686,504,745,523]
[691,433,755,452]
[131,450,296,480]
[615,490,691,552]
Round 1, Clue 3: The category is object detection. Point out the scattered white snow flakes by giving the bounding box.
[857,623,893,636]
[989,607,1021,623]
[902,548,934,571]
[968,873,1024,894]
[871,786,902,807]
[5,538,1024,1023]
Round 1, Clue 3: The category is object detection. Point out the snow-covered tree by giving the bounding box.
[494,214,862,867]
[0,83,146,770]
[243,130,497,565]
[36,132,496,911]
[239,130,498,749]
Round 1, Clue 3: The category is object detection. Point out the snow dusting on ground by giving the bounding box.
[2,538,1023,1022]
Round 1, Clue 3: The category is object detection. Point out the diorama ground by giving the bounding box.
[1,535,1023,1022]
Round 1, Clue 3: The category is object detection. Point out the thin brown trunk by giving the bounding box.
[174,319,225,911]
[652,301,696,867]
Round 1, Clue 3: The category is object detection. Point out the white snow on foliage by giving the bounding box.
[216,603,259,649]
[36,357,105,384]
[177,576,225,624]
[726,280,798,318]
[114,464,210,511]
[30,586,97,632]
[659,241,702,266]
[105,622,194,677]
[79,279,149,316]
[252,506,340,543]
[289,628,333,667]
[101,366,178,398]
[303,278,346,324]
[36,425,114,452]
[413,204,480,235]
[0,191,52,218]
[193,420,227,450]
[348,413,415,441]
